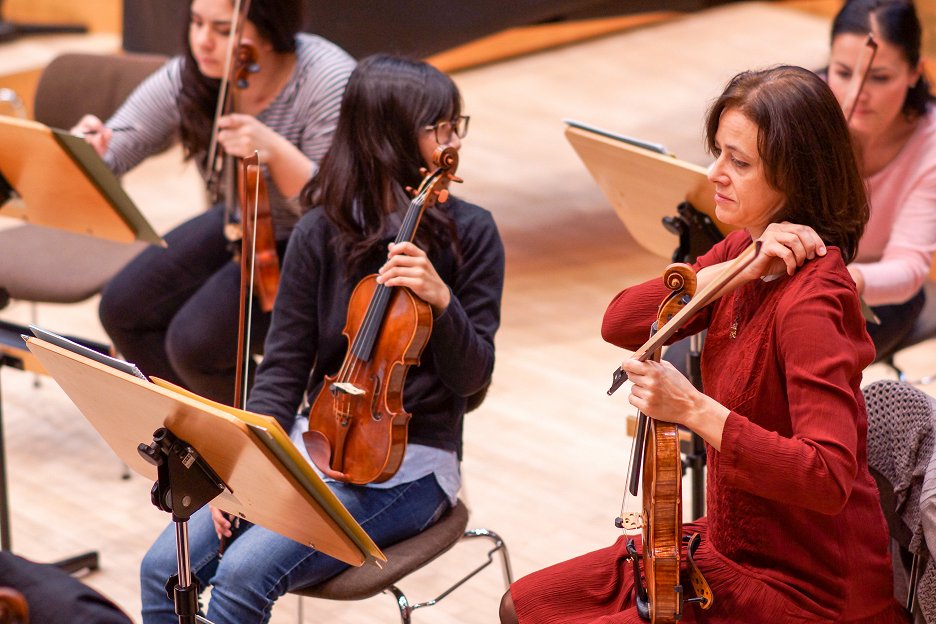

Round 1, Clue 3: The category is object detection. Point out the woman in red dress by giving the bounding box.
[501,65,902,623]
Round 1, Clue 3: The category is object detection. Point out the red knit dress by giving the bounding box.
[511,231,903,623]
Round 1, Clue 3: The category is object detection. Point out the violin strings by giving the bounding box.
[345,184,427,380]
[620,417,638,535]
[336,170,440,431]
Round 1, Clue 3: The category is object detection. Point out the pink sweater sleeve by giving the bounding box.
[852,112,936,305]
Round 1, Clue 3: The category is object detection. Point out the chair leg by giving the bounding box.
[907,552,921,613]
[464,528,514,586]
[387,585,413,624]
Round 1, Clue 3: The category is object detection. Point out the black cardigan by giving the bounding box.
[246,196,505,459]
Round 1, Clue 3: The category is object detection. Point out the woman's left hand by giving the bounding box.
[377,241,451,314]
[622,358,699,426]
[622,357,730,449]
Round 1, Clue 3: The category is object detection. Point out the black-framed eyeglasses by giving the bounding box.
[424,115,470,143]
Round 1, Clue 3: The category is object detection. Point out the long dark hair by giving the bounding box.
[706,66,869,263]
[832,0,934,118]
[300,54,462,276]
[178,0,302,168]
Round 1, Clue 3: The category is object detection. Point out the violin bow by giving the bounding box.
[841,33,879,123]
[206,0,253,184]
[607,240,761,395]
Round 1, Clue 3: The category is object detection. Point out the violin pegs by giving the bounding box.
[405,186,416,196]
[437,189,449,203]
[449,174,464,184]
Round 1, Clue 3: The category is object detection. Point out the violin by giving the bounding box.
[303,146,462,485]
[630,263,694,622]
[609,242,761,622]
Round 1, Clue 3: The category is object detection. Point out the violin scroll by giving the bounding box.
[233,42,260,89]
[658,264,696,325]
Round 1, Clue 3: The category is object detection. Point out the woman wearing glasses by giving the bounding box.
[139,54,504,624]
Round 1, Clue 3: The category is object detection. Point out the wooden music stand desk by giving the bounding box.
[24,335,384,570]
[0,115,161,244]
[564,122,731,260]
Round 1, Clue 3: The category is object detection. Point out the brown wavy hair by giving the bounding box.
[705,66,869,263]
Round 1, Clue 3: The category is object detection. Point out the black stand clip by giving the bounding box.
[139,427,226,624]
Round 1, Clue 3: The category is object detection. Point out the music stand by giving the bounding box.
[0,116,161,243]
[24,333,385,623]
[564,120,731,519]
[0,116,162,567]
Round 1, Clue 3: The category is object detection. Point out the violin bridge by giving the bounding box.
[330,382,365,396]
[615,512,642,531]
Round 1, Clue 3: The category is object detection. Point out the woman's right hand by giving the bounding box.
[741,221,827,281]
[211,506,233,541]
[70,114,111,157]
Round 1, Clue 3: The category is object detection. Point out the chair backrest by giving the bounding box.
[33,52,167,130]
[863,379,936,621]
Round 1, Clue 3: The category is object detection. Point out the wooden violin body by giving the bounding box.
[305,277,433,484]
[240,154,279,312]
[304,146,461,485]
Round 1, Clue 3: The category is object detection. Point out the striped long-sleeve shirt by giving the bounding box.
[104,33,356,238]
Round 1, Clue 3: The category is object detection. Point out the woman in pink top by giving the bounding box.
[827,0,936,358]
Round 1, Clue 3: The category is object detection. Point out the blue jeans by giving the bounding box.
[140,473,449,624]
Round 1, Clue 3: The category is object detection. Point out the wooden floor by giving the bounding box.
[1,3,935,623]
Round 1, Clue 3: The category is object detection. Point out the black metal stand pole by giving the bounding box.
[686,333,706,520]
[139,427,226,624]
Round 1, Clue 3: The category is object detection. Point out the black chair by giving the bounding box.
[291,498,512,623]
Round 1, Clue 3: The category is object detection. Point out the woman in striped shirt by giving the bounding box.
[72,0,355,405]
